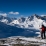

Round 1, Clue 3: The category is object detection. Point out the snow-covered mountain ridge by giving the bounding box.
[8,14,46,30]
[0,14,46,30]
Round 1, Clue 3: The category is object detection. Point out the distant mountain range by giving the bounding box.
[0,14,46,38]
[0,14,46,29]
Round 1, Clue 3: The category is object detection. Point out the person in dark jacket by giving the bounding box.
[40,25,45,39]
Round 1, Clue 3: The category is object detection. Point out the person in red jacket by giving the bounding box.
[40,25,45,39]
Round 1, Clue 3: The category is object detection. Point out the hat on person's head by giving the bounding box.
[42,24,45,27]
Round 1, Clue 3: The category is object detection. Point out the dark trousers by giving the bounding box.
[41,31,45,39]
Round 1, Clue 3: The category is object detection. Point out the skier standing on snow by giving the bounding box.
[40,24,45,39]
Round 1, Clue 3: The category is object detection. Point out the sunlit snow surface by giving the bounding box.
[1,36,46,46]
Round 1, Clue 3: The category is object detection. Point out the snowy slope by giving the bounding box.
[10,20,20,25]
[0,15,12,24]
[1,36,46,46]
[0,19,8,24]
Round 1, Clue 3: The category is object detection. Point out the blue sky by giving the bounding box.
[0,0,46,18]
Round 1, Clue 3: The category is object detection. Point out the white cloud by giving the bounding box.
[0,13,7,17]
[41,15,46,17]
[9,11,19,15]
